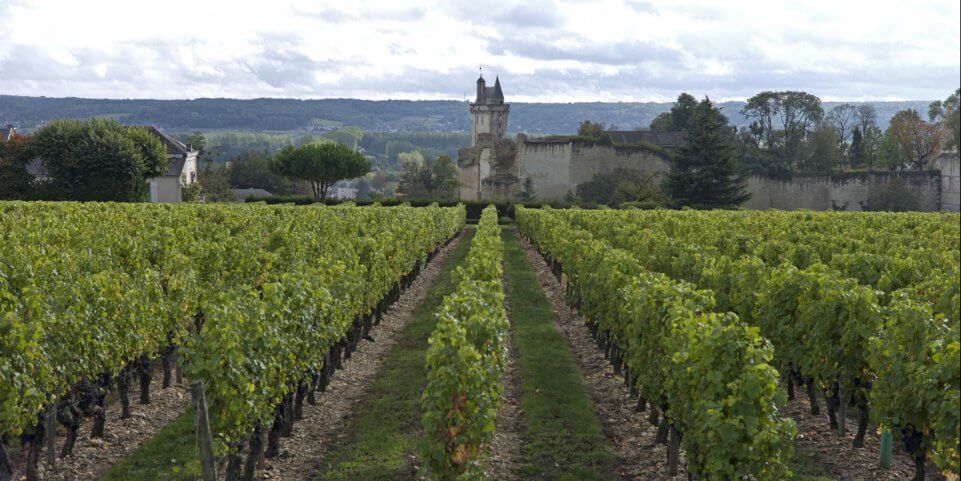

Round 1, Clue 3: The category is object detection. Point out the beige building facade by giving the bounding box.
[930,152,960,211]
[143,127,199,203]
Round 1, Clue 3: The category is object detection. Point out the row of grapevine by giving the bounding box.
[559,209,958,303]
[422,206,508,480]
[550,208,960,479]
[516,206,796,480]
[0,201,465,481]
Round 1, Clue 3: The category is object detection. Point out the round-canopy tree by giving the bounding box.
[270,142,370,201]
[31,118,168,201]
[0,134,34,200]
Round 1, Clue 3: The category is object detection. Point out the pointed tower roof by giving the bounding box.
[471,73,506,106]
[491,76,504,101]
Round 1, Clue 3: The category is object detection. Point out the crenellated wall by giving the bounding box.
[459,134,958,211]
[569,143,668,186]
[743,172,942,211]
[515,138,669,201]
[517,138,573,200]
[931,153,960,211]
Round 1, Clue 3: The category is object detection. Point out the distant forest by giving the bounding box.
[0,95,933,134]
[176,130,470,164]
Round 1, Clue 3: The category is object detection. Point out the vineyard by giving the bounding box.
[0,201,464,481]
[517,207,960,480]
[0,201,958,481]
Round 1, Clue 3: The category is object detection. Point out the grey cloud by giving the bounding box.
[0,44,152,85]
[1,1,957,103]
[508,63,958,101]
[296,5,425,23]
[294,7,355,23]
[231,33,339,89]
[495,3,564,28]
[624,1,658,14]
[3,39,955,102]
[487,35,682,66]
[330,67,475,97]
[442,0,560,29]
[378,7,427,21]
[244,50,333,89]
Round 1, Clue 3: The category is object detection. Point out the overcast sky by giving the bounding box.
[0,0,958,102]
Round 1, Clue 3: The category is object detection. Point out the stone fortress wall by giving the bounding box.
[515,135,668,201]
[455,75,961,211]
[465,134,960,212]
[744,172,943,211]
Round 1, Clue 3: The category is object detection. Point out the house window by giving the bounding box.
[191,171,197,184]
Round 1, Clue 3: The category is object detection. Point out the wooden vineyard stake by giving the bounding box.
[191,380,217,481]
[837,385,846,437]
[45,404,56,467]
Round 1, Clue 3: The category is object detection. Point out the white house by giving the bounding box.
[329,181,358,200]
[143,127,199,202]
[2,124,16,141]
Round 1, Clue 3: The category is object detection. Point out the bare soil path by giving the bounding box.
[28,371,190,481]
[787,393,938,481]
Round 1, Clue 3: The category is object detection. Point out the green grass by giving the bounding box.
[99,408,196,481]
[314,228,475,481]
[502,229,617,481]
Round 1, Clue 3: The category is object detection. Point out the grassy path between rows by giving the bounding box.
[98,229,474,481]
[312,228,474,481]
[506,228,836,481]
[501,229,617,481]
[99,408,196,481]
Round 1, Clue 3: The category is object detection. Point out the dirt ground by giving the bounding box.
[29,370,190,481]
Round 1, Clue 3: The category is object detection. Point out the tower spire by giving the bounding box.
[492,76,504,102]
[476,68,486,103]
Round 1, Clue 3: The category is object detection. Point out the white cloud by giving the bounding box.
[0,0,957,101]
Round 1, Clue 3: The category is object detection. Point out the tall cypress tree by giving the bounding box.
[849,126,866,168]
[666,98,750,208]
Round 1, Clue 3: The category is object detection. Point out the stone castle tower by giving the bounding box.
[457,74,678,202]
[457,75,518,200]
[470,75,510,145]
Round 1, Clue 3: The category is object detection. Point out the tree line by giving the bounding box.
[4,87,956,208]
[651,89,959,178]
[569,87,958,210]
[0,119,375,203]
[0,120,469,203]
[190,129,463,202]
[2,94,935,134]
[0,118,169,201]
